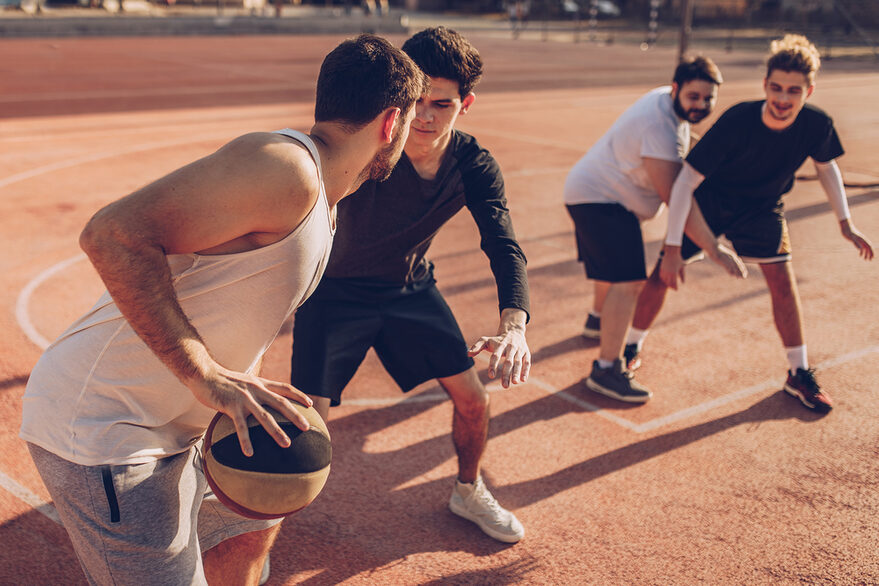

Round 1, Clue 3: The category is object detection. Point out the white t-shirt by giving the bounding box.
[563,86,689,221]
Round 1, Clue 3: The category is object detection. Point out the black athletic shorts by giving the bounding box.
[680,191,791,263]
[290,277,474,406]
[566,202,647,282]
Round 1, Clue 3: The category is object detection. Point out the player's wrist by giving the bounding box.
[662,243,683,257]
[499,307,527,333]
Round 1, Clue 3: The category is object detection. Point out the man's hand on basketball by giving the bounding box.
[659,246,686,290]
[188,363,313,457]
[706,243,748,279]
[468,308,531,388]
[840,220,874,260]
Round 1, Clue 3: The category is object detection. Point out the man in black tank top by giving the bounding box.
[631,35,874,413]
[292,27,530,543]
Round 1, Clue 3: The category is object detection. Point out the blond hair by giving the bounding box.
[767,34,821,84]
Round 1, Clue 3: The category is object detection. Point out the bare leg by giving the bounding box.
[203,524,281,586]
[309,395,331,423]
[632,263,669,331]
[599,280,645,363]
[438,367,489,484]
[760,260,805,347]
[592,280,610,314]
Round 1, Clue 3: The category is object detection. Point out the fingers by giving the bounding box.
[855,237,874,260]
[660,269,678,290]
[467,338,488,357]
[261,380,312,432]
[520,351,531,382]
[247,402,292,448]
[231,411,255,457]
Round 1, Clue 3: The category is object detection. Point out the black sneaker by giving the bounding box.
[582,314,601,340]
[624,343,641,371]
[784,368,833,413]
[586,359,652,403]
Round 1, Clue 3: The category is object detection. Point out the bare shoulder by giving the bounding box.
[221,132,320,197]
[211,132,322,230]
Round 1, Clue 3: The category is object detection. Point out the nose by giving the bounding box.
[415,102,431,122]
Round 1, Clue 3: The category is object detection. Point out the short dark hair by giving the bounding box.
[673,56,723,87]
[766,34,820,84]
[402,26,483,98]
[315,34,425,130]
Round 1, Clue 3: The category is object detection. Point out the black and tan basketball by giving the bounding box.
[203,404,331,519]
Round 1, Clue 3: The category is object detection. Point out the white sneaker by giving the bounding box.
[449,477,524,543]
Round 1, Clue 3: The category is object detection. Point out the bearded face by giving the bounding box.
[672,79,718,124]
[357,110,410,185]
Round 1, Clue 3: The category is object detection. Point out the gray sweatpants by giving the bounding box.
[28,442,281,586]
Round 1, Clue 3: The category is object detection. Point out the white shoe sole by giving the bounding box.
[585,377,652,403]
[449,501,524,543]
[581,327,600,340]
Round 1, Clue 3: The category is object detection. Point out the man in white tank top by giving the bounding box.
[20,35,424,585]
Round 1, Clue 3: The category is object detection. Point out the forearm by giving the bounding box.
[814,159,851,221]
[80,213,215,385]
[664,163,703,247]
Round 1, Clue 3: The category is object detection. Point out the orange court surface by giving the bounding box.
[1,32,878,584]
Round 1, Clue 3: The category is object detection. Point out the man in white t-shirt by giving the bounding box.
[564,56,746,402]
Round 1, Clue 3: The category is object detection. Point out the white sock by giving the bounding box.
[785,345,808,372]
[626,328,649,349]
[597,359,614,369]
[589,311,601,319]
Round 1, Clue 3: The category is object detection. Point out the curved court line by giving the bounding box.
[15,254,87,350]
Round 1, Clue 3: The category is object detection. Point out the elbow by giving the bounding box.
[79,206,131,260]
[79,212,105,258]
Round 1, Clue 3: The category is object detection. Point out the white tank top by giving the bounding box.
[20,130,335,465]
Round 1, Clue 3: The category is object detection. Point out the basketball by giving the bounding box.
[203,404,332,519]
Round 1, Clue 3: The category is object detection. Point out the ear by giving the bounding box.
[459,92,476,115]
[670,82,679,100]
[806,84,815,98]
[380,107,401,144]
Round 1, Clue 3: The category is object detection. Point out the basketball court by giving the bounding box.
[1,32,878,584]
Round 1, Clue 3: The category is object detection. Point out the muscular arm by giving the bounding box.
[79,133,319,454]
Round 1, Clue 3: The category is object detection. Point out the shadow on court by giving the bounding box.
[267,376,822,584]
[0,509,85,586]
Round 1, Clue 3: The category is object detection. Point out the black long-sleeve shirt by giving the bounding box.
[323,130,530,319]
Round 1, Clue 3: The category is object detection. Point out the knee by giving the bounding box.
[610,280,645,300]
[450,382,490,421]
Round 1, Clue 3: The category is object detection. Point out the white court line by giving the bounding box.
[633,346,879,433]
[15,254,87,350]
[0,471,60,525]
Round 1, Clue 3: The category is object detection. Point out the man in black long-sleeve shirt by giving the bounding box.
[291,27,530,543]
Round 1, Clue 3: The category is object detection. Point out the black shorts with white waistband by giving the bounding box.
[566,202,647,282]
[290,277,474,406]
[680,191,791,264]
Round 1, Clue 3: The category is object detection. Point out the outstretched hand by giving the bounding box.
[707,243,748,279]
[468,324,531,388]
[841,222,874,260]
[188,364,313,457]
[659,247,687,290]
